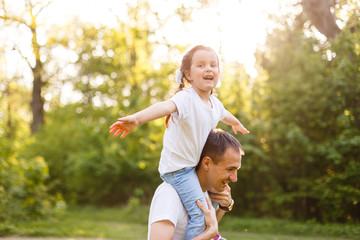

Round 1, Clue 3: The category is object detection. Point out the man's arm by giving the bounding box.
[208,185,233,222]
[110,100,177,138]
[149,220,175,240]
[149,198,218,240]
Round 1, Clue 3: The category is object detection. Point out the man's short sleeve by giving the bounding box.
[148,183,184,227]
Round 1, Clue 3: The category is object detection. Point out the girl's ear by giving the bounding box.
[184,69,191,81]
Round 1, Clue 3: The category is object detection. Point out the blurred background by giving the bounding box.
[0,0,359,228]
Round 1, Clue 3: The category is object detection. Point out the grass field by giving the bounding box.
[1,205,359,240]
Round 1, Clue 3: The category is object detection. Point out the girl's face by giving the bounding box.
[184,49,220,95]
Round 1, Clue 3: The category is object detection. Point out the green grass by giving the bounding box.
[219,232,356,240]
[1,205,149,239]
[1,206,359,240]
[219,216,360,239]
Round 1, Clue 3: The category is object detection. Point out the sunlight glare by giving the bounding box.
[2,0,290,104]
[42,0,278,73]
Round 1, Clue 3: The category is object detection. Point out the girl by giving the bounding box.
[110,45,249,240]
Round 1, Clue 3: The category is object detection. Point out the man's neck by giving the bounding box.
[197,171,208,192]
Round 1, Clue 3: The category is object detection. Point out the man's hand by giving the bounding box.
[193,197,218,240]
[109,115,138,138]
[208,184,232,209]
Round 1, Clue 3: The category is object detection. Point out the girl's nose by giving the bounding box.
[204,64,211,71]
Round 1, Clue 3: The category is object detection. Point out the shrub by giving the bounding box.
[0,155,66,222]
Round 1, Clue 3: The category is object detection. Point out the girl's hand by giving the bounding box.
[232,123,250,135]
[208,184,232,209]
[109,115,139,138]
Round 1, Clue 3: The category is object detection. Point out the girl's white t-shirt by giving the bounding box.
[158,87,226,175]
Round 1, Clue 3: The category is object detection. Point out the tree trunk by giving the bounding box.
[31,65,44,133]
[30,26,44,133]
[301,0,341,39]
[6,85,12,139]
[0,0,48,134]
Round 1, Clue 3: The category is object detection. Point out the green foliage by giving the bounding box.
[17,2,360,223]
[0,74,65,228]
[240,3,360,222]
[0,82,31,153]
[1,0,360,226]
[21,104,162,205]
[18,1,182,207]
[0,154,66,223]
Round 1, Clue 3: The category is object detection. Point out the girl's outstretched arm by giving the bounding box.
[221,110,250,135]
[109,100,177,138]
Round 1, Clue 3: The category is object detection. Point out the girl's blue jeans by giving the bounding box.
[161,167,207,240]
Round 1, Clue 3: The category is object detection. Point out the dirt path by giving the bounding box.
[1,238,106,240]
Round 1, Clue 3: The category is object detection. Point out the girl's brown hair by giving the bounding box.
[165,45,220,127]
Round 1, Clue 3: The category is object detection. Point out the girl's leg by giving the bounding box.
[161,167,207,240]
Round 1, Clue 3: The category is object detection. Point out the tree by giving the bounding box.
[20,0,186,205]
[0,0,52,133]
[301,0,341,39]
[252,0,360,222]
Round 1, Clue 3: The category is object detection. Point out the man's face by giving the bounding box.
[207,147,242,192]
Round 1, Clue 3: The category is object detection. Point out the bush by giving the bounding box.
[0,155,66,222]
[21,104,162,206]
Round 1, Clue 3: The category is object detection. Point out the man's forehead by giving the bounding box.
[220,148,241,167]
[226,161,241,169]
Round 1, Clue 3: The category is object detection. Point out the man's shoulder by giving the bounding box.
[154,182,181,201]
[148,182,188,240]
[154,182,209,206]
[149,182,187,224]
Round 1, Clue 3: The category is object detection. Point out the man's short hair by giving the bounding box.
[198,129,244,168]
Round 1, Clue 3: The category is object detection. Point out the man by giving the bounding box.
[148,129,245,240]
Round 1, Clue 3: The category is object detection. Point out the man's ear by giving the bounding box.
[201,156,212,171]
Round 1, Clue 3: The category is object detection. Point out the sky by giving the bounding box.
[1,0,295,103]
[5,0,293,70]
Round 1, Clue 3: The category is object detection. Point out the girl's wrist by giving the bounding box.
[131,114,141,125]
